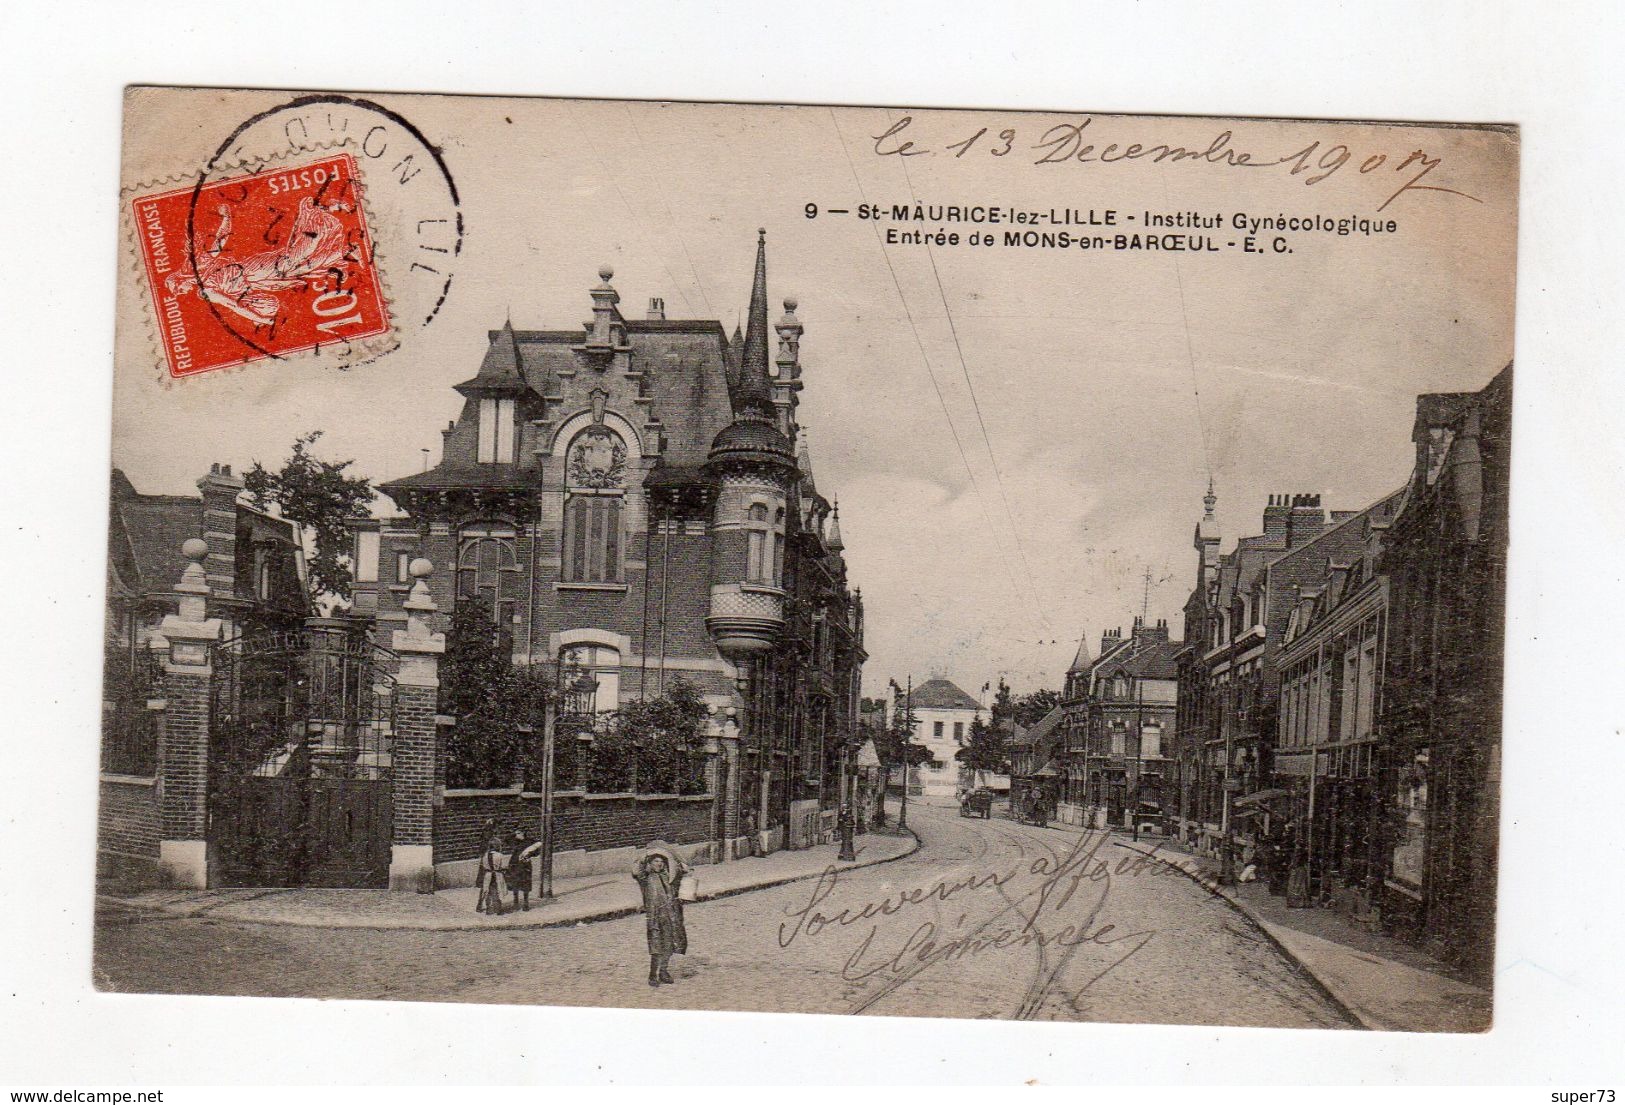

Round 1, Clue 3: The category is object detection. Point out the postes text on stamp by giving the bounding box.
[132,152,390,378]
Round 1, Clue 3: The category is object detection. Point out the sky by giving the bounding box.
[113,93,1519,698]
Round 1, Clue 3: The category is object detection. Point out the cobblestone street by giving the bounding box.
[95,801,1351,1027]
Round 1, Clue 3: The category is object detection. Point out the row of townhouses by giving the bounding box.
[1012,363,1509,983]
[99,233,869,894]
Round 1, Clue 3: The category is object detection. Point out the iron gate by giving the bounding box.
[209,622,397,888]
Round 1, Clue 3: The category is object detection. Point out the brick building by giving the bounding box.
[1057,618,1181,830]
[1273,487,1405,915]
[358,231,866,881]
[1375,365,1510,981]
[1008,706,1063,814]
[1174,487,1369,854]
[99,465,307,879]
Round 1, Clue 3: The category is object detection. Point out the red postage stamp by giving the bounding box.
[131,152,391,378]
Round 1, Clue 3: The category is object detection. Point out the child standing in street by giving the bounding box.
[631,845,689,986]
[507,828,541,912]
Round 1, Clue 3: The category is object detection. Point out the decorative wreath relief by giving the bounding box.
[567,426,627,489]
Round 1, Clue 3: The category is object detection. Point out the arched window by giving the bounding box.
[745,501,785,586]
[562,426,627,583]
[457,524,520,647]
[773,507,786,582]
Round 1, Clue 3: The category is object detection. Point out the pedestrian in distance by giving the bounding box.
[476,830,508,915]
[631,844,689,987]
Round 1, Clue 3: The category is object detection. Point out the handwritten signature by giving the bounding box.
[870,115,1486,213]
[780,830,1193,1017]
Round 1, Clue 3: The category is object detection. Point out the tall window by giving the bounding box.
[457,525,520,645]
[562,425,626,583]
[563,496,623,582]
[477,397,516,464]
[354,530,380,583]
[746,503,773,585]
[1141,724,1162,760]
[773,507,786,581]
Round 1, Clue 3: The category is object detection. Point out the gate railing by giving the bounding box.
[210,626,398,782]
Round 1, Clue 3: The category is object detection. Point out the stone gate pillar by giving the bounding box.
[156,539,222,889]
[389,558,444,891]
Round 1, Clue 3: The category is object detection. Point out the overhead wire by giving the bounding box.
[827,108,1042,629]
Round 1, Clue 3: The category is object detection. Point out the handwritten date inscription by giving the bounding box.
[872,115,1485,213]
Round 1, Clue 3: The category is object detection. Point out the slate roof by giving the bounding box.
[904,678,981,711]
[1027,705,1064,740]
[378,464,551,493]
[1067,637,1092,673]
[1101,638,1183,681]
[109,469,200,596]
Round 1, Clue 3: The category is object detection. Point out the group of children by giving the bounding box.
[472,821,694,988]
[475,825,545,915]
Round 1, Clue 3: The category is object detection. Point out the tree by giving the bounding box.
[441,596,552,789]
[955,715,1010,784]
[989,678,1061,728]
[244,430,374,600]
[1013,688,1062,728]
[600,679,711,795]
[873,699,932,773]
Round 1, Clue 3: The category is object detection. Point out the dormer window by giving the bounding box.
[477,397,516,464]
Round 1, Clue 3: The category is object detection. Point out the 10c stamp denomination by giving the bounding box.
[132,153,390,378]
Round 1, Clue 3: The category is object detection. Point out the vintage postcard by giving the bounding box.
[98,87,1515,1030]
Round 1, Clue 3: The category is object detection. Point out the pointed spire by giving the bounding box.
[1068,635,1092,673]
[455,317,527,395]
[797,432,816,493]
[1203,477,1217,519]
[735,228,773,417]
[827,499,845,552]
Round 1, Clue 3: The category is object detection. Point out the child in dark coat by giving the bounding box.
[507,828,539,912]
[631,847,689,986]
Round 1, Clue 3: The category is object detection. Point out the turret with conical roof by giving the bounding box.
[1067,635,1092,674]
[706,230,797,663]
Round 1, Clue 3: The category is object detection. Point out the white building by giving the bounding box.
[892,678,988,799]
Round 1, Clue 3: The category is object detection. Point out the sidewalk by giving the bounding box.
[96,828,918,932]
[1009,814,1491,1033]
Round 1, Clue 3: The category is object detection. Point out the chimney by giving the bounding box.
[1262,493,1291,541]
[1287,492,1325,548]
[197,462,245,601]
[646,297,665,321]
[1134,617,1170,643]
[1099,626,1122,655]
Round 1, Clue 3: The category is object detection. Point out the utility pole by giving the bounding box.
[889,675,915,830]
[1132,665,1143,842]
[538,698,558,899]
